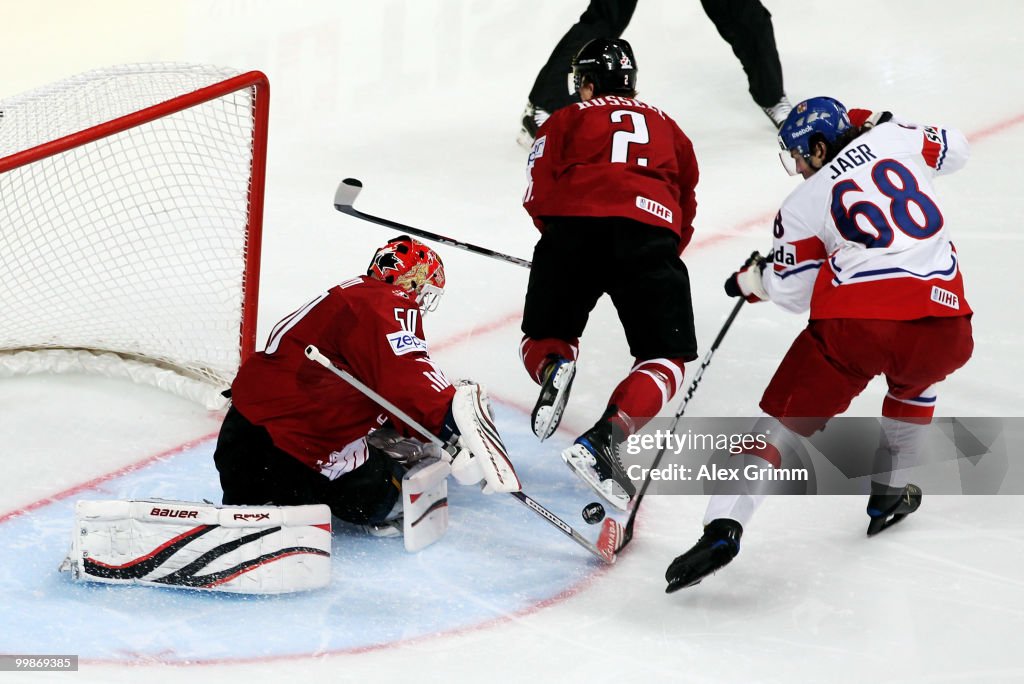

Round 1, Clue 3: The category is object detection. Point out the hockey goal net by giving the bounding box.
[0,64,268,408]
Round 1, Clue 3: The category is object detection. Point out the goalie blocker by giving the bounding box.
[60,499,332,594]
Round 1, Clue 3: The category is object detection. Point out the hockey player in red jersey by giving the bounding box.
[665,97,975,592]
[214,236,519,537]
[521,37,699,511]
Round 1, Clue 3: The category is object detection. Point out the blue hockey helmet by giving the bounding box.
[777,97,851,174]
[778,96,851,176]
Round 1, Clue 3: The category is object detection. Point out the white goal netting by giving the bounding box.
[0,63,266,408]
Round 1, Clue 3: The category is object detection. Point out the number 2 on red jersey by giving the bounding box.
[610,110,650,166]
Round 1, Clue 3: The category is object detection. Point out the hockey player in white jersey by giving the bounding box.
[665,97,975,592]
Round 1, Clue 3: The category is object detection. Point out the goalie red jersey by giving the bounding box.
[230,276,455,477]
[523,95,699,251]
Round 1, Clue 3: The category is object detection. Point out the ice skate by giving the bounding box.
[762,94,792,129]
[665,518,743,593]
[531,357,576,441]
[561,417,634,511]
[866,483,922,536]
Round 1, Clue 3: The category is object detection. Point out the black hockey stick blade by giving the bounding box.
[333,178,532,269]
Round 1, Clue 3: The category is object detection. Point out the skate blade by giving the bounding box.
[533,404,559,442]
[665,575,705,593]
[561,445,630,512]
[665,555,725,593]
[867,512,910,536]
[533,361,575,442]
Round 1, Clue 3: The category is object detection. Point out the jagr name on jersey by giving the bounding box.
[827,143,878,179]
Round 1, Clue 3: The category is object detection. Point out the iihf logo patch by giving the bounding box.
[620,54,633,69]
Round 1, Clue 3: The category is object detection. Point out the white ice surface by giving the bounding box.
[1,1,1023,682]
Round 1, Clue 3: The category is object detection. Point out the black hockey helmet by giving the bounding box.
[571,38,638,97]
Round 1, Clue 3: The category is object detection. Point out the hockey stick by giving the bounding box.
[334,178,533,269]
[304,345,621,564]
[617,296,747,552]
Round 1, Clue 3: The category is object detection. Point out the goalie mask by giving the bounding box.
[367,235,446,312]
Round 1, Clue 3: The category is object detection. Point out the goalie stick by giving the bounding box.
[618,297,747,552]
[334,178,532,269]
[304,345,621,564]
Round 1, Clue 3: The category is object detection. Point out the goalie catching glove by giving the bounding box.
[441,382,521,494]
[724,251,768,303]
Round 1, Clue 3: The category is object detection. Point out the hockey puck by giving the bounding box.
[582,502,606,525]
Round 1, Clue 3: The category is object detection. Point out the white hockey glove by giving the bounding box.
[445,382,521,494]
[724,251,768,303]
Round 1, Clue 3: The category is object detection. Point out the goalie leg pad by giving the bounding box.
[402,458,451,552]
[60,499,332,594]
[451,383,521,494]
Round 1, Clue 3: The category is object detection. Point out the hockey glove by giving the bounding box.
[724,251,768,303]
[848,108,893,131]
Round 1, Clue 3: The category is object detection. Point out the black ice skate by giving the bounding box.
[665,518,743,593]
[561,416,635,511]
[531,357,576,441]
[866,483,922,536]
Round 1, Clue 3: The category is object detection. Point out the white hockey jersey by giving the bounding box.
[763,118,972,320]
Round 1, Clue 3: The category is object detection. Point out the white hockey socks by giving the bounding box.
[60,499,331,594]
[873,416,929,489]
[702,416,800,527]
[704,493,767,528]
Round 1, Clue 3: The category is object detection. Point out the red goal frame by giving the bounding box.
[0,70,269,364]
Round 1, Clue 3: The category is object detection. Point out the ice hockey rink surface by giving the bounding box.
[1,1,1022,682]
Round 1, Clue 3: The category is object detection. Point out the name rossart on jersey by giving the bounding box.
[575,95,667,119]
[386,330,428,356]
